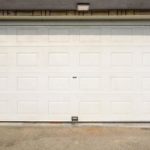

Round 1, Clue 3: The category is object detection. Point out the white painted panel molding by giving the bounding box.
[0,24,149,122]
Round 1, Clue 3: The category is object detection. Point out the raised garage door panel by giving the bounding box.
[0,25,150,121]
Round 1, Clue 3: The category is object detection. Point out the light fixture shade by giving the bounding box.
[77,3,90,11]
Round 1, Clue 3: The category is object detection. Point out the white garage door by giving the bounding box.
[0,23,150,122]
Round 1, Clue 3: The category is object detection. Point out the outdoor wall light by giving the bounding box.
[77,3,90,11]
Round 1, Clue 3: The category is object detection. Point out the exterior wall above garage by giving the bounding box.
[0,0,150,10]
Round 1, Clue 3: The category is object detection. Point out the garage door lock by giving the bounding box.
[72,76,77,79]
[71,116,78,123]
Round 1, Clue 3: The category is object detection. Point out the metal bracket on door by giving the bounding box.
[71,116,78,123]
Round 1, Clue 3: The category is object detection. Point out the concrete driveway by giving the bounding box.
[0,124,150,150]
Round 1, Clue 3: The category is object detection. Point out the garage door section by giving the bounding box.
[0,25,150,121]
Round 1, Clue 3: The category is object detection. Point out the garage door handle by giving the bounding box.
[72,76,77,79]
